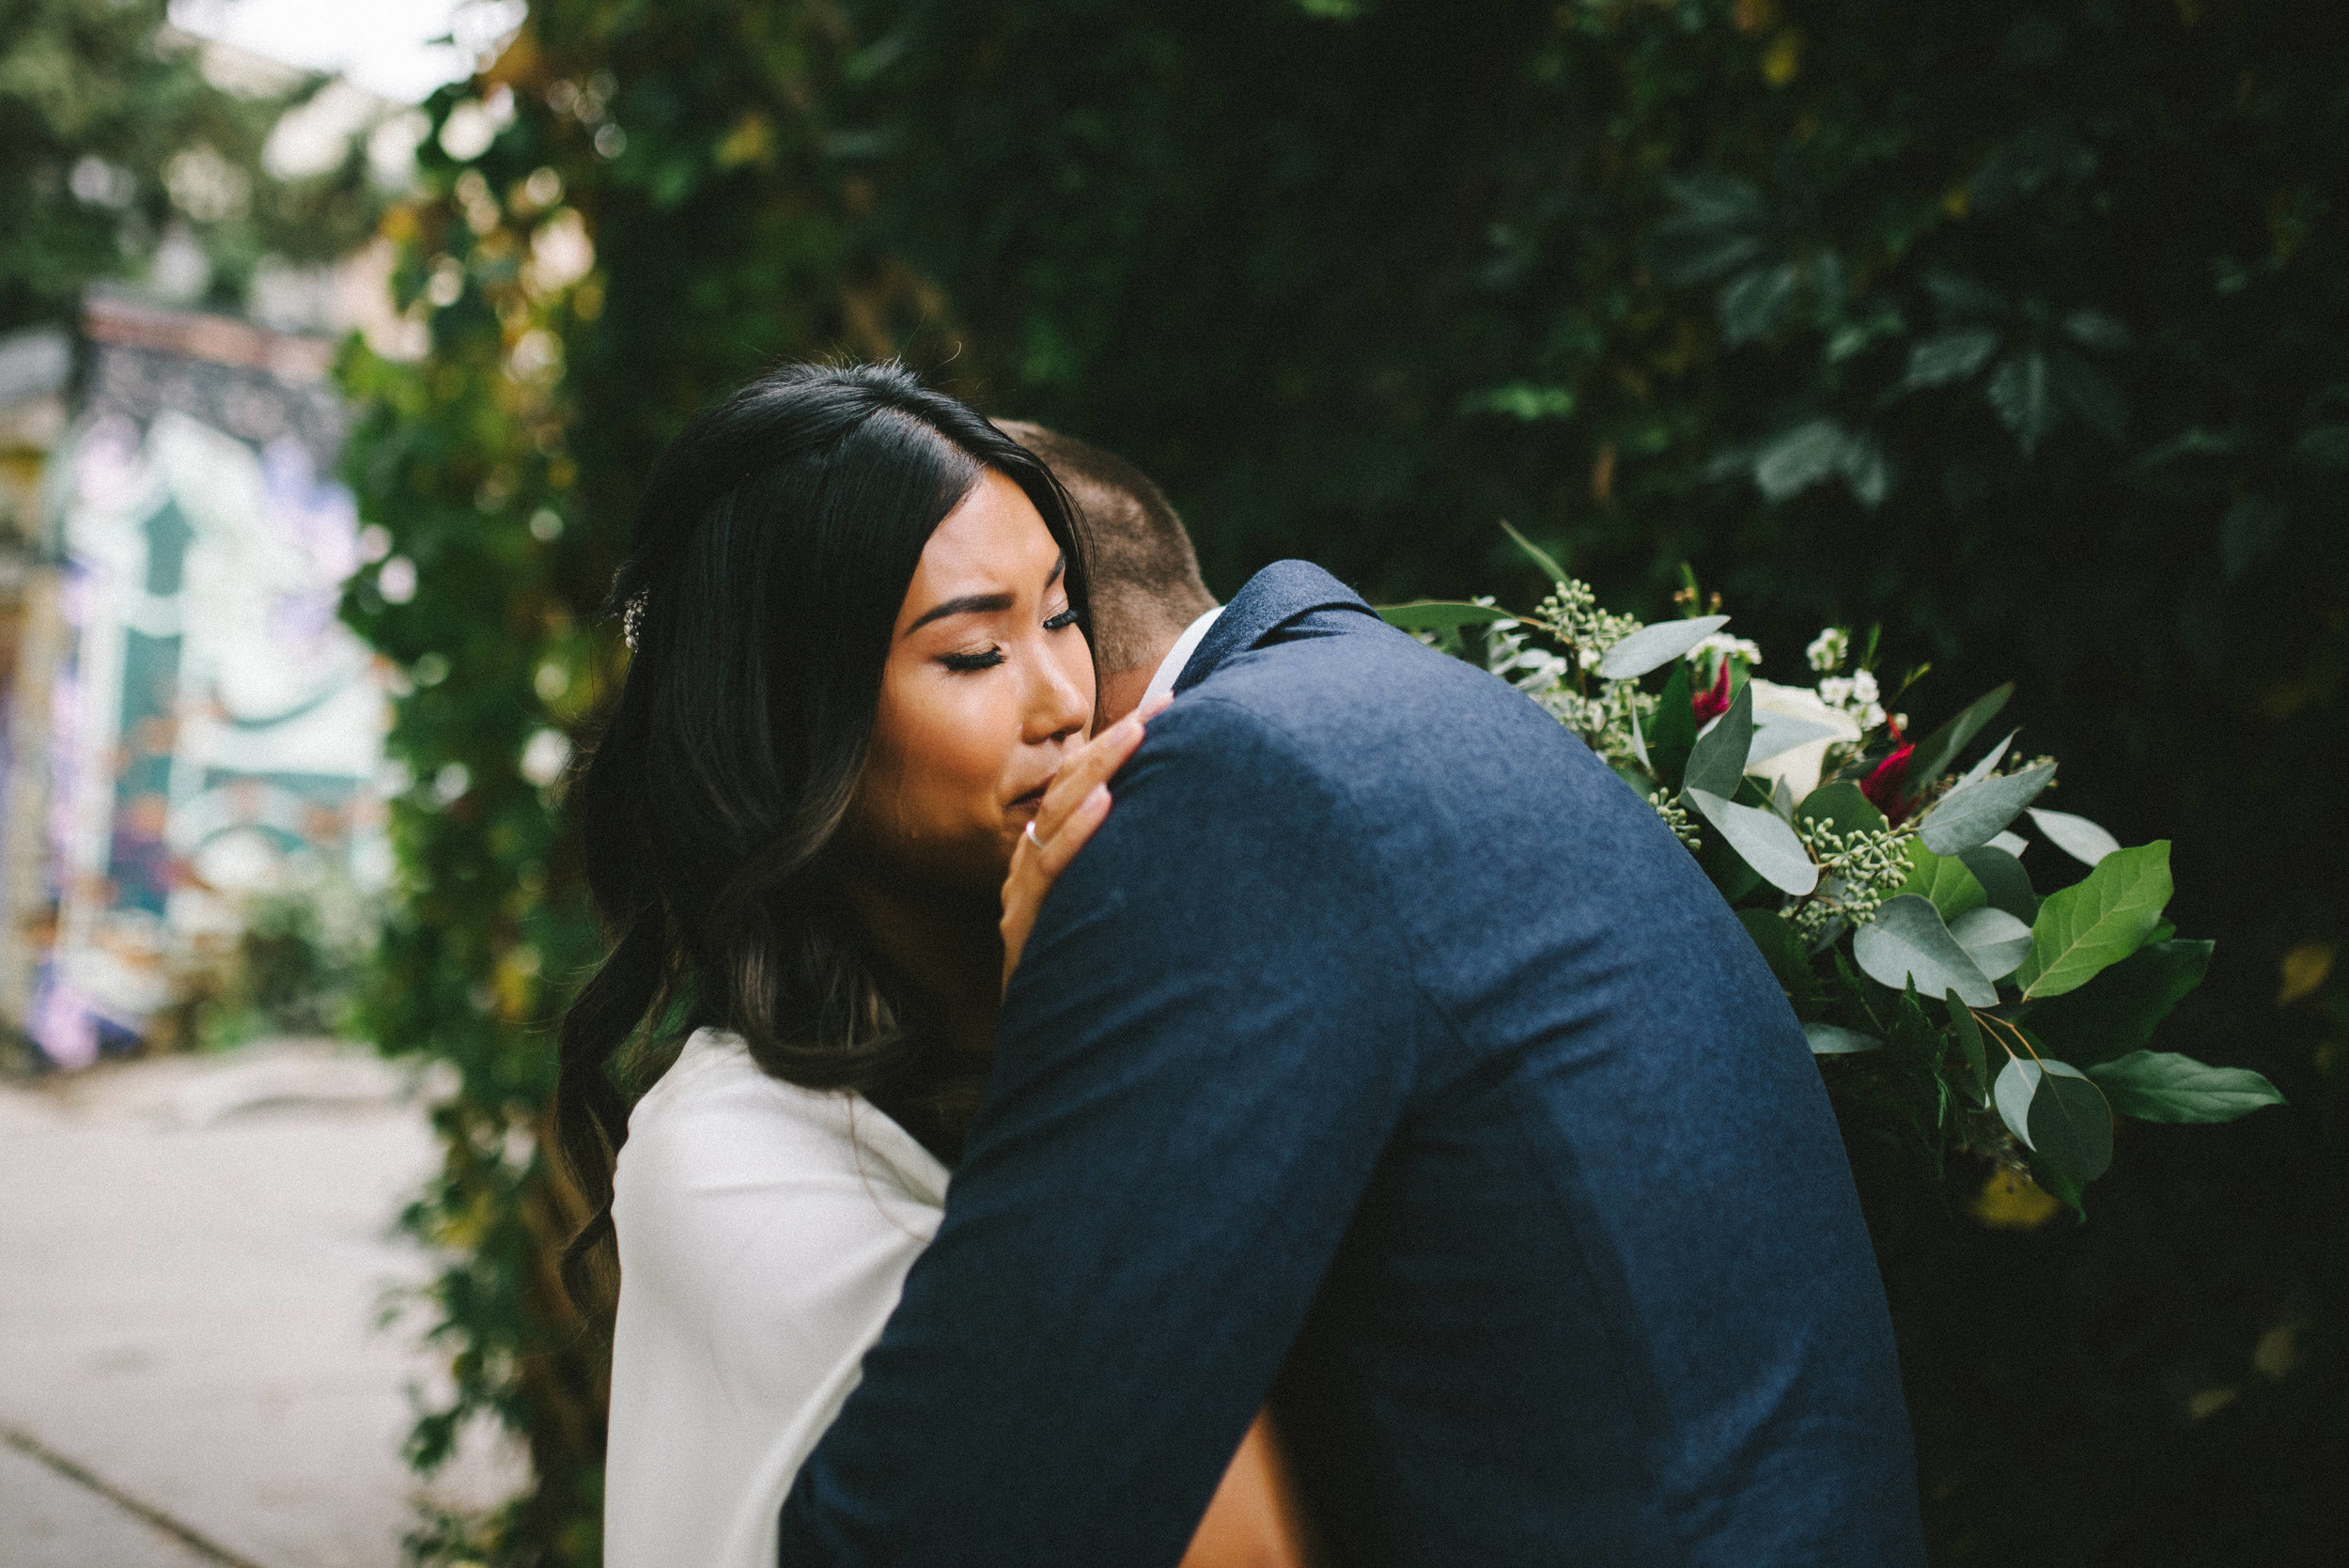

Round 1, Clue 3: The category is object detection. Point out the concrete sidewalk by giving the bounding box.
[0,1042,523,1567]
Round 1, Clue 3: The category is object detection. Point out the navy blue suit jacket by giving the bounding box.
[779,561,1922,1566]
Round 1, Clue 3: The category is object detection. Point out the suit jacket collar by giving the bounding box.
[1173,559,1377,695]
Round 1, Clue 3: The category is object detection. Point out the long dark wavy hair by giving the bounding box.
[555,362,1089,1307]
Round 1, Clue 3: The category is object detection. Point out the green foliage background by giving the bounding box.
[336,1,2346,1561]
[0,0,382,334]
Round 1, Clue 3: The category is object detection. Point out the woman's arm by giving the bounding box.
[1182,1410,1316,1568]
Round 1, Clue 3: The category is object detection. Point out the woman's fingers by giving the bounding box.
[1035,784,1111,877]
[1035,693,1170,844]
[1003,697,1172,990]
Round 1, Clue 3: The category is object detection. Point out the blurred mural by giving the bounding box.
[0,295,387,1068]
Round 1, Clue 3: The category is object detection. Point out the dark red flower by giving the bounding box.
[1859,721,1914,822]
[1690,660,1733,724]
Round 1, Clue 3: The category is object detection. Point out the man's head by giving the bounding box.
[994,421,1216,725]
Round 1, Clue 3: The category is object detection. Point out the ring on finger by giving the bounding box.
[1024,820,1040,846]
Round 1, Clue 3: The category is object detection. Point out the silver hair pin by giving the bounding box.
[621,590,648,650]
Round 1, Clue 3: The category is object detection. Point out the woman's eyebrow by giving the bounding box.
[905,592,1014,635]
[902,553,1065,636]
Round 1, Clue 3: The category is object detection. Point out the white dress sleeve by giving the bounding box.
[603,1030,949,1568]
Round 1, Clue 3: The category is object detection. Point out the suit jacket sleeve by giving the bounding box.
[777,693,1425,1566]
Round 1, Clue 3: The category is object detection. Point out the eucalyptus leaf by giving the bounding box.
[1918,763,2057,855]
[2029,1061,2114,1188]
[1950,906,2034,979]
[2015,841,2173,1001]
[1987,830,2030,858]
[1852,894,1999,1006]
[1377,600,1515,630]
[2028,806,2122,867]
[1597,614,1732,680]
[1686,787,1820,894]
[1772,773,1797,821]
[1995,1054,2040,1147]
[1748,710,1845,767]
[2023,939,2212,1064]
[1956,729,2018,790]
[1906,684,2014,791]
[2085,1050,2286,1124]
[1899,841,1987,920]
[1958,845,2040,924]
[1681,681,1754,800]
[1805,1021,1882,1055]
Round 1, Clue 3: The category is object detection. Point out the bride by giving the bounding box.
[554,363,1312,1567]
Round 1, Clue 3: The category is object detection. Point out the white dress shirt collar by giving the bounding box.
[1137,607,1224,711]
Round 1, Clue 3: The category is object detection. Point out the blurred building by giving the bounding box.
[0,295,391,1067]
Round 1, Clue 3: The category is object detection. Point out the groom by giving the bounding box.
[778,430,1925,1565]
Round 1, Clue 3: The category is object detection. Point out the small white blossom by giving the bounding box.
[1819,676,1854,707]
[1850,668,1880,706]
[1806,627,1849,673]
[1685,633,1764,666]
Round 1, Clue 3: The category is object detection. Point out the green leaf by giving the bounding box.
[1950,906,2033,979]
[2027,806,2121,867]
[1719,262,1801,346]
[1797,780,1887,838]
[1597,614,1729,680]
[2030,1062,2114,1187]
[2015,841,2174,1001]
[1994,1054,2039,1147]
[1906,328,2000,389]
[1499,520,1569,586]
[1736,908,1813,996]
[1687,787,1819,894]
[1957,845,2039,924]
[1853,894,1998,1006]
[1988,349,2057,456]
[1992,1057,2115,1192]
[2022,939,2213,1064]
[1805,1021,1881,1055]
[1917,763,2056,855]
[1955,729,2017,789]
[1899,841,1987,920]
[2085,1050,2286,1124]
[1905,683,2013,792]
[1946,991,1989,1106]
[1650,663,1696,788]
[1377,600,1513,630]
[1682,680,1754,800]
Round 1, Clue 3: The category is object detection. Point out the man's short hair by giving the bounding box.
[994,421,1216,675]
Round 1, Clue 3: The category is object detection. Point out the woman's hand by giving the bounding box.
[1000,693,1172,991]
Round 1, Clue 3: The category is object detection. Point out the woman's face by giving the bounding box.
[851,470,1096,893]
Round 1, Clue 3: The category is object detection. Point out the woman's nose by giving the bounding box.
[1025,647,1092,745]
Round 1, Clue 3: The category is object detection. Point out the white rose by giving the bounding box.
[1746,678,1864,803]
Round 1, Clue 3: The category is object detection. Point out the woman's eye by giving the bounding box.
[940,647,1005,673]
[1043,607,1081,632]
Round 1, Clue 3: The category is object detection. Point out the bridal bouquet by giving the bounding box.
[1384,534,2281,1217]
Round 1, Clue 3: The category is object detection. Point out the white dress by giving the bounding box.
[603,1028,950,1568]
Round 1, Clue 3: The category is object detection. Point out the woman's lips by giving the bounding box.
[1006,784,1048,817]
